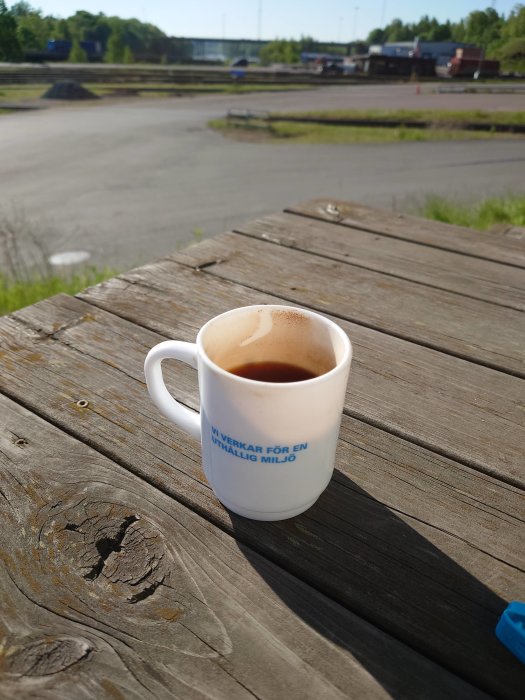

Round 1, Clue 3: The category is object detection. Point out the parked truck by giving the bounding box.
[447,47,500,78]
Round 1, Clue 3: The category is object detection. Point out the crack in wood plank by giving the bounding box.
[1,394,492,699]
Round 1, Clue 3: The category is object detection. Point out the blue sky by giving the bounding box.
[16,1,518,42]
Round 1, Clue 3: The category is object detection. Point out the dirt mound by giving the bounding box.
[41,81,99,100]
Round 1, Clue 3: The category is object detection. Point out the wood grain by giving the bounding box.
[286,198,525,269]
[1,295,524,698]
[234,212,525,311]
[169,233,525,378]
[79,259,524,483]
[0,395,492,700]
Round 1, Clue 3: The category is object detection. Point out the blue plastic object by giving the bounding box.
[496,601,525,665]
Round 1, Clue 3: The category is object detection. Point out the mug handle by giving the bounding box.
[144,341,201,440]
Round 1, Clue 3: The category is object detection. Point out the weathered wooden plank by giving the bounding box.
[13,294,525,562]
[286,198,525,269]
[0,574,145,700]
[78,263,524,485]
[13,295,525,564]
[0,396,493,700]
[169,233,525,378]
[1,295,524,698]
[235,212,525,311]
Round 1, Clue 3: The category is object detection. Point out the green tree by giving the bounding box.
[0,0,22,60]
[413,16,453,41]
[384,18,414,42]
[496,4,525,68]
[52,18,71,41]
[9,1,32,17]
[500,4,525,41]
[428,20,453,42]
[105,26,125,62]
[68,37,87,62]
[498,37,525,72]
[259,39,300,65]
[462,8,503,52]
[16,21,38,49]
[68,10,111,46]
[120,17,165,55]
[11,3,55,51]
[367,28,386,44]
[298,35,316,52]
[20,14,49,49]
[122,44,134,64]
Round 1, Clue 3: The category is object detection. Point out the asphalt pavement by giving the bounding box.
[1,83,524,270]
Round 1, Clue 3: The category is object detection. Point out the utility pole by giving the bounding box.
[353,6,359,40]
[257,0,262,40]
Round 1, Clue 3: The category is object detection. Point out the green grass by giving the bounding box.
[0,81,309,105]
[276,108,525,127]
[209,117,519,144]
[0,267,115,315]
[270,121,514,143]
[421,193,525,230]
[210,106,525,143]
[85,82,310,96]
[0,84,45,101]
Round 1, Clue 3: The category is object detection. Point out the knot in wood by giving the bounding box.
[3,636,91,676]
[37,496,233,658]
[45,501,168,605]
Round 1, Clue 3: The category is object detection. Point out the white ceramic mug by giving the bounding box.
[144,305,352,521]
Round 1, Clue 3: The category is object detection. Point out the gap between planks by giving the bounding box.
[285,198,525,270]
[76,266,524,489]
[0,362,519,700]
[1,294,524,697]
[4,394,482,700]
[168,232,525,380]
[232,211,525,313]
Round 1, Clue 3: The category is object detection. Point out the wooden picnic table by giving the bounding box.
[0,198,524,699]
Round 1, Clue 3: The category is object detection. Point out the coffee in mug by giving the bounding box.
[144,305,352,521]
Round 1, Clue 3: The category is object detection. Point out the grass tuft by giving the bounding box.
[0,203,116,315]
[0,268,116,315]
[421,194,525,230]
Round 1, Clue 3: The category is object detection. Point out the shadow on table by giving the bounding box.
[229,469,523,699]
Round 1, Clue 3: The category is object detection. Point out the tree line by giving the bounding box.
[0,1,169,62]
[366,6,525,70]
[261,7,525,71]
[1,1,524,71]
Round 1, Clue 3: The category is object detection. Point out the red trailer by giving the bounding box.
[447,47,500,78]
